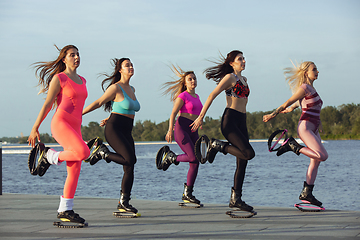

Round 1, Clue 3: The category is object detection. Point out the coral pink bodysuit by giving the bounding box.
[51,72,90,198]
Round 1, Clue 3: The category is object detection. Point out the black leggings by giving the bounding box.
[105,113,137,194]
[221,108,255,191]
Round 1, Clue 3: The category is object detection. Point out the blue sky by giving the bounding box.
[0,0,359,138]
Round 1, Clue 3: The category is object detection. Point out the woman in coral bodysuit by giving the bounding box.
[263,61,328,207]
[155,65,203,206]
[28,45,90,224]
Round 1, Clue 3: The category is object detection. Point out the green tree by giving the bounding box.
[81,121,105,141]
[17,133,56,144]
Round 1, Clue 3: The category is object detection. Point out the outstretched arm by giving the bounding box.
[190,74,235,131]
[281,101,299,113]
[82,84,117,115]
[263,88,305,123]
[28,76,61,147]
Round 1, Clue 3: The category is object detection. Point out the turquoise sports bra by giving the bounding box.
[111,84,140,115]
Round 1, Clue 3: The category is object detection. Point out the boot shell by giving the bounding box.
[299,181,323,207]
[162,150,178,171]
[118,192,138,213]
[229,187,253,211]
[57,210,85,224]
[277,137,304,156]
[182,183,201,204]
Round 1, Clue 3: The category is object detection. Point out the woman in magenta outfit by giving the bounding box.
[263,61,328,207]
[156,65,203,205]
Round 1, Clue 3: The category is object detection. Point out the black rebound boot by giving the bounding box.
[57,210,85,224]
[117,191,138,213]
[206,138,229,163]
[277,137,304,156]
[161,149,179,171]
[299,181,323,207]
[229,187,253,212]
[89,144,111,165]
[182,183,201,205]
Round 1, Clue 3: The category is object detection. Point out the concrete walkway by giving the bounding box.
[0,193,359,239]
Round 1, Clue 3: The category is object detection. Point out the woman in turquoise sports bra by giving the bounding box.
[83,58,140,215]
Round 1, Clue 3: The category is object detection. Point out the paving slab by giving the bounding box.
[0,193,359,239]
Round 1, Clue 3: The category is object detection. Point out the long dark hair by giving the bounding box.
[32,44,79,94]
[100,58,130,112]
[204,50,243,83]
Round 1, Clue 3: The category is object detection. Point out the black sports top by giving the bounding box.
[225,73,250,98]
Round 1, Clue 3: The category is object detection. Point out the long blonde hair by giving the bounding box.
[32,44,79,94]
[284,60,315,93]
[161,64,195,102]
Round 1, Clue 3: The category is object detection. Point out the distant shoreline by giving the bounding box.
[2,140,264,148]
[3,138,349,150]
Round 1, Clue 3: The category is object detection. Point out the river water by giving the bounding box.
[2,140,359,211]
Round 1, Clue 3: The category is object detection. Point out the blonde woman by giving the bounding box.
[263,61,328,207]
[156,65,203,206]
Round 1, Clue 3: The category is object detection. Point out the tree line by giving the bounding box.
[4,103,360,144]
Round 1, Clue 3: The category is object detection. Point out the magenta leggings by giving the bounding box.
[297,120,328,184]
[174,116,200,187]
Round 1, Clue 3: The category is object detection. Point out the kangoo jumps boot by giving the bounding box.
[299,181,323,207]
[89,144,111,165]
[229,187,253,212]
[276,136,304,156]
[161,149,179,171]
[118,191,138,213]
[57,210,86,224]
[36,143,51,177]
[206,138,229,163]
[182,183,201,205]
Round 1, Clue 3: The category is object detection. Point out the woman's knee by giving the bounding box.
[187,152,198,163]
[319,151,328,161]
[311,146,328,161]
[76,146,90,160]
[243,148,255,161]
[130,155,137,165]
[189,158,199,164]
[122,157,136,166]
